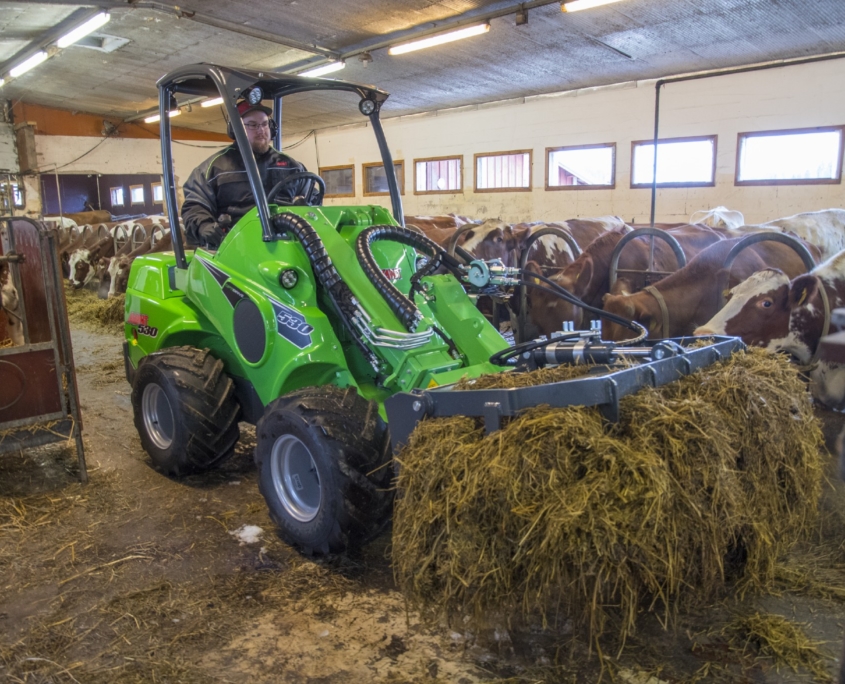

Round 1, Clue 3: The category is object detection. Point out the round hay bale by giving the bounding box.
[392,348,824,643]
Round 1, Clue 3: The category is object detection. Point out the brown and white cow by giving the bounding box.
[0,261,23,346]
[404,214,475,248]
[69,234,116,289]
[600,237,821,342]
[693,251,845,408]
[460,216,625,272]
[525,223,726,335]
[108,231,174,297]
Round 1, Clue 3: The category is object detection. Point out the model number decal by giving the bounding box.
[137,324,159,338]
[268,297,313,349]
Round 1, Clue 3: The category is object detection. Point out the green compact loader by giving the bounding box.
[124,64,741,555]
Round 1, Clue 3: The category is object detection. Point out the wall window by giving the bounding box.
[474,150,531,192]
[546,143,616,190]
[363,161,404,196]
[319,165,355,198]
[110,186,124,206]
[414,156,462,194]
[129,184,145,205]
[631,136,717,187]
[736,126,844,185]
[152,182,164,203]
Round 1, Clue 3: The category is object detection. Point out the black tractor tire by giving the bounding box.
[255,386,394,556]
[131,346,241,476]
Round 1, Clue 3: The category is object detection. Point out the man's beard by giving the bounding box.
[251,140,270,155]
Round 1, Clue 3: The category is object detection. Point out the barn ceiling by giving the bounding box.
[1,0,845,135]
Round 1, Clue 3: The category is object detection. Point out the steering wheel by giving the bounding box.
[267,171,326,207]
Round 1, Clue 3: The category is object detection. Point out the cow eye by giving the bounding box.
[494,236,503,243]
[760,299,772,308]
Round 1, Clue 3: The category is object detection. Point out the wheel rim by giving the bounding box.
[141,383,175,450]
[270,434,321,523]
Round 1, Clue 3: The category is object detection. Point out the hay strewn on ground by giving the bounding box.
[393,348,825,647]
[63,285,125,328]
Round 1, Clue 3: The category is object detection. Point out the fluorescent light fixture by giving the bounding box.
[388,23,490,55]
[10,51,49,78]
[201,97,224,108]
[299,61,345,78]
[0,79,4,88]
[57,12,110,48]
[144,109,181,124]
[562,0,624,12]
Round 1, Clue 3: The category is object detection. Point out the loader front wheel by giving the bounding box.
[256,386,393,555]
[131,346,241,476]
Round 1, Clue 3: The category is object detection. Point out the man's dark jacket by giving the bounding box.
[181,145,307,245]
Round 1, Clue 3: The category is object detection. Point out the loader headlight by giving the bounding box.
[279,268,298,289]
[359,98,376,116]
[247,87,263,105]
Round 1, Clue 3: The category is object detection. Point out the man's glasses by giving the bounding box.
[244,121,270,131]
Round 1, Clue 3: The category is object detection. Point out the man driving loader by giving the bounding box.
[181,99,319,249]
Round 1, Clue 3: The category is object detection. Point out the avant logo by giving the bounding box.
[382,267,401,281]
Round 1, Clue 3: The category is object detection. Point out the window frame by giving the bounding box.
[734,125,845,187]
[413,155,463,195]
[473,149,533,193]
[362,161,405,197]
[129,184,145,205]
[630,135,718,189]
[152,182,164,203]
[110,186,125,207]
[318,164,356,199]
[545,143,616,191]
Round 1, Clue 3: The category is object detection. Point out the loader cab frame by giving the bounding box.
[157,63,404,270]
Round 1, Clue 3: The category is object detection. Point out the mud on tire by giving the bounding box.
[131,346,241,476]
[255,385,393,556]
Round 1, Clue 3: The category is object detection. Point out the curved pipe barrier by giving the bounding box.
[515,226,583,343]
[718,231,817,308]
[130,225,147,251]
[446,223,479,258]
[113,224,130,251]
[608,227,687,290]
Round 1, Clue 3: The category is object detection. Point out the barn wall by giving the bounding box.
[30,57,845,224]
[307,57,845,225]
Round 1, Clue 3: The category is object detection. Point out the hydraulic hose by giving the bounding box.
[356,225,464,332]
[273,212,376,365]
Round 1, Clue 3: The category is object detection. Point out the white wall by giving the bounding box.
[311,57,845,224]
[32,57,845,224]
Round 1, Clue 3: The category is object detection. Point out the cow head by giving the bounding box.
[1,262,24,346]
[693,268,816,358]
[601,289,660,341]
[96,257,112,299]
[71,248,99,289]
[109,256,133,297]
[526,256,595,335]
[461,219,529,266]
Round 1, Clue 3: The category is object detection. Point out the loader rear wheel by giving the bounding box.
[131,346,241,476]
[255,386,393,555]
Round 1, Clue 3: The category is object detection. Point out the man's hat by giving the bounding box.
[236,100,272,117]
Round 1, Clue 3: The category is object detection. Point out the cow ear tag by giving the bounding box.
[797,289,808,306]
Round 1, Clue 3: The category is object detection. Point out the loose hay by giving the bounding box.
[392,348,824,646]
[718,611,832,680]
[63,284,125,328]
